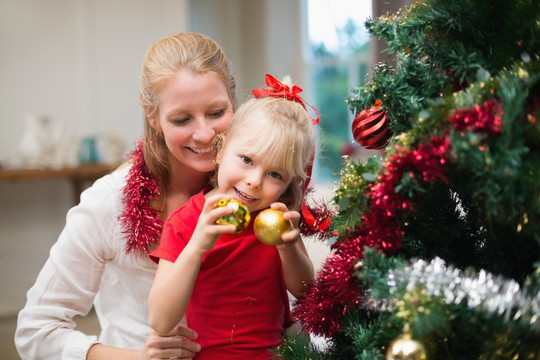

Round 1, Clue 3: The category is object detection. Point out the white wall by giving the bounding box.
[0,0,189,167]
[189,0,305,101]
[0,0,189,316]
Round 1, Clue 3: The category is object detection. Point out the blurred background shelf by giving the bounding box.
[0,163,119,204]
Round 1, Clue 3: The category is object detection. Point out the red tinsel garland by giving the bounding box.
[450,99,503,136]
[293,100,504,337]
[119,141,163,254]
[293,136,451,337]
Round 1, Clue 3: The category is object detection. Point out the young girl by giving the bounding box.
[148,74,318,359]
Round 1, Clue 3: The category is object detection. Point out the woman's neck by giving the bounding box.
[162,161,211,217]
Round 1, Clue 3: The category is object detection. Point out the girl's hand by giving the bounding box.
[189,193,237,253]
[269,202,314,298]
[136,324,201,360]
[269,202,301,246]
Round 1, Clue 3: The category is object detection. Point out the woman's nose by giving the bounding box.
[193,121,216,143]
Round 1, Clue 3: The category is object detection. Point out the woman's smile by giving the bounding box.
[187,144,215,155]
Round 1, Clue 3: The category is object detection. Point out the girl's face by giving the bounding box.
[215,138,292,213]
[152,70,233,174]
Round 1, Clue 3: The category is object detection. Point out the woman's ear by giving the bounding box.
[142,101,161,132]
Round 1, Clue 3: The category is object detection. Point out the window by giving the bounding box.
[305,0,373,183]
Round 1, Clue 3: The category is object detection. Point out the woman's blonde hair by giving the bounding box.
[219,94,315,210]
[141,32,237,186]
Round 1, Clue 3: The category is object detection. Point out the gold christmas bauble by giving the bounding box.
[215,198,250,234]
[254,208,291,245]
[386,333,427,360]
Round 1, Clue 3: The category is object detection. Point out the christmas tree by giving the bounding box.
[278,0,540,359]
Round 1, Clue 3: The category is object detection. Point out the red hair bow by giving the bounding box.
[252,74,320,125]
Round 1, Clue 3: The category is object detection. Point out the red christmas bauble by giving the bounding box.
[352,107,391,150]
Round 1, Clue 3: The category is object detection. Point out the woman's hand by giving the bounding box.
[137,324,201,360]
[87,324,201,359]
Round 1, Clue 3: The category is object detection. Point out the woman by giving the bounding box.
[15,32,237,360]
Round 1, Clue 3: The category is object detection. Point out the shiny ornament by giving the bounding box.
[215,198,250,234]
[386,330,427,360]
[352,107,391,150]
[254,208,291,245]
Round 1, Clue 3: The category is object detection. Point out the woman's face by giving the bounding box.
[152,70,233,174]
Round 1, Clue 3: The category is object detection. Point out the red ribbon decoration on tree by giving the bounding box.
[252,74,320,125]
[301,203,332,231]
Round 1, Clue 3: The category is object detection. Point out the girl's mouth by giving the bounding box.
[234,188,255,203]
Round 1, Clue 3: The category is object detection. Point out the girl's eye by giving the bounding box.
[268,171,282,180]
[241,156,253,165]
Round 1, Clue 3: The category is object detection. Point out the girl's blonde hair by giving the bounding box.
[141,32,237,186]
[219,94,315,210]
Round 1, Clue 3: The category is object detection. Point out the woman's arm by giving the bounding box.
[87,324,201,360]
[15,169,203,360]
[15,174,116,359]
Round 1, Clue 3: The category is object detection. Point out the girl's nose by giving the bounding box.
[245,172,262,190]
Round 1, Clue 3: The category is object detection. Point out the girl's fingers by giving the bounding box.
[270,202,287,212]
[205,193,232,207]
[281,228,300,242]
[283,210,300,225]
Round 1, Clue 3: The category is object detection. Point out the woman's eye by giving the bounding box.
[172,117,189,125]
[209,109,225,118]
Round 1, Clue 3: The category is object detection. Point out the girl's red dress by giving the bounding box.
[151,190,291,360]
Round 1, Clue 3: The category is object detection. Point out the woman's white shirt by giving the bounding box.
[15,164,162,359]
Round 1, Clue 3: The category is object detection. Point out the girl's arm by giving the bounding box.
[272,203,315,298]
[148,194,235,335]
[148,247,204,335]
